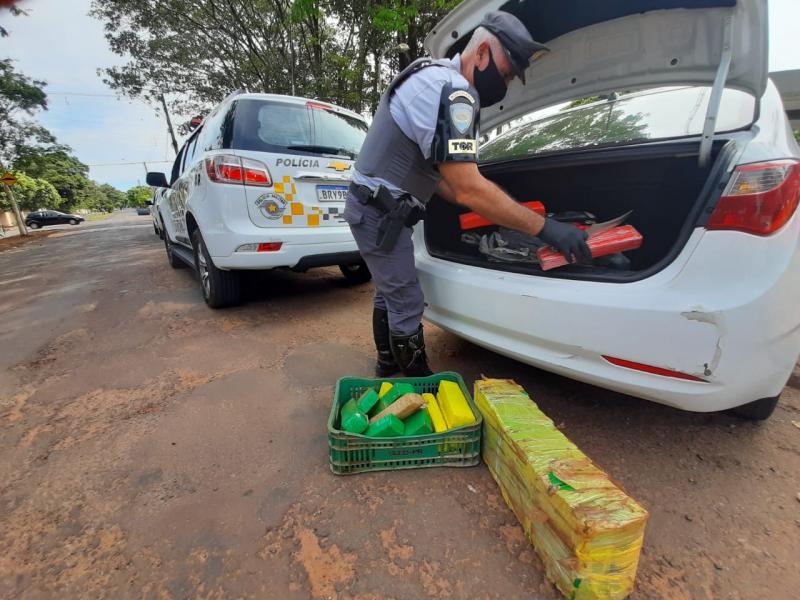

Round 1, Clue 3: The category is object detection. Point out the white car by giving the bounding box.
[417,0,800,420]
[150,188,166,239]
[147,92,371,308]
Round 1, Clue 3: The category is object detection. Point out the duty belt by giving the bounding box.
[348,183,425,251]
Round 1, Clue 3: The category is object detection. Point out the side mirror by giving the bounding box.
[145,200,153,206]
[146,172,169,188]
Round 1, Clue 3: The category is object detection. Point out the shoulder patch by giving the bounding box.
[448,90,476,104]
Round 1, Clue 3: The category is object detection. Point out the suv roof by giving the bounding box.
[217,92,367,123]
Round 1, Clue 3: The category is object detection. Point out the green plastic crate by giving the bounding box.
[328,372,482,475]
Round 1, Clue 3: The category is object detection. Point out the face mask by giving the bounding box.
[473,47,508,108]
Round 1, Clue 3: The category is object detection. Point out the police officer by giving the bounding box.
[345,11,591,378]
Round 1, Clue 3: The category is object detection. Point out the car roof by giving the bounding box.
[221,92,367,123]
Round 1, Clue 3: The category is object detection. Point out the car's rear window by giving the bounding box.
[230,99,368,158]
[480,86,756,163]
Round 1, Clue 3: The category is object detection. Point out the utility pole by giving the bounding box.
[2,183,27,236]
[159,93,179,155]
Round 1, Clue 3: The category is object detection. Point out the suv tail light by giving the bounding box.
[707,160,800,236]
[205,154,272,187]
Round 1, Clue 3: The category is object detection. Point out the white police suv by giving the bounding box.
[147,92,370,308]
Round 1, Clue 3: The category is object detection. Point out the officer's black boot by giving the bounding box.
[373,307,401,378]
[390,325,434,377]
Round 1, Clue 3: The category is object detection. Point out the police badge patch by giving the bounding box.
[256,192,287,220]
[450,102,474,135]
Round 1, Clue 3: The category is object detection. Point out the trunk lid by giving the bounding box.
[425,0,768,131]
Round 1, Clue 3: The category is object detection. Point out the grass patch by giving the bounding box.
[84,212,113,222]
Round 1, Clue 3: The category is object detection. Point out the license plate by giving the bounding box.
[317,185,348,202]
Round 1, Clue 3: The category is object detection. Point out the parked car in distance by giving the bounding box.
[151,190,166,238]
[147,91,371,308]
[136,204,151,216]
[417,0,798,420]
[25,210,85,229]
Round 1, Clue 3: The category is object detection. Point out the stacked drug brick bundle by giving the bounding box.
[475,379,648,600]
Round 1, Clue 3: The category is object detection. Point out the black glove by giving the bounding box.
[538,219,591,263]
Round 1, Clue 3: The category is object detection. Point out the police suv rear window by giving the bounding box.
[230,99,367,158]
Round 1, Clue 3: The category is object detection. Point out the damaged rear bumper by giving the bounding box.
[415,221,800,413]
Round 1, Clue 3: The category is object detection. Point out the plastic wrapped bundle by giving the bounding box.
[475,379,648,600]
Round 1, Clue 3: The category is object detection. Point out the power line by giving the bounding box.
[86,160,173,167]
[47,92,124,98]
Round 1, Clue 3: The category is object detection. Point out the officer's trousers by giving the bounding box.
[343,193,424,336]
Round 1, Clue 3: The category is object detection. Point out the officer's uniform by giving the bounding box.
[344,55,480,337]
[347,10,551,377]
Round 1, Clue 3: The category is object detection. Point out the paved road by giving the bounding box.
[1,211,798,599]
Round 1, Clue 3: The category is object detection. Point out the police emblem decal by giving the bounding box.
[256,193,288,220]
[450,103,474,135]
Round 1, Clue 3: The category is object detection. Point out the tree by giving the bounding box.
[13,149,93,210]
[98,183,127,210]
[90,0,461,118]
[0,59,61,168]
[0,3,27,38]
[125,185,152,208]
[1,171,62,212]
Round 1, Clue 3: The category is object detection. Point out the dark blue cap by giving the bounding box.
[479,10,549,84]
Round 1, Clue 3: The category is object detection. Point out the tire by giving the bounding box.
[339,261,372,284]
[731,395,780,421]
[192,228,241,308]
[164,232,184,269]
[69,219,78,225]
[153,223,159,237]
[28,222,40,230]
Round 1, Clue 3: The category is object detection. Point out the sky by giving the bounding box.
[1,0,800,191]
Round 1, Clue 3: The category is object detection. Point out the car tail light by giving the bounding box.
[205,155,272,187]
[603,356,706,382]
[707,160,800,235]
[235,242,283,253]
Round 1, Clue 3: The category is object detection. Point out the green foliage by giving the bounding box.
[0,4,28,38]
[1,171,62,212]
[125,185,153,208]
[795,129,800,143]
[13,150,92,209]
[90,0,464,117]
[0,59,61,166]
[98,184,127,209]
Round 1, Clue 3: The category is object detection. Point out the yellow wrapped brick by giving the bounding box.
[437,380,476,429]
[422,393,449,433]
[475,379,648,600]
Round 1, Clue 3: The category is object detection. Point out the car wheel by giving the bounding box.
[339,261,372,284]
[28,222,40,229]
[164,232,184,269]
[731,395,780,421]
[192,228,241,308]
[153,223,159,236]
[69,219,78,225]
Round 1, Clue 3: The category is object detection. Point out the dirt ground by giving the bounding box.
[1,211,799,599]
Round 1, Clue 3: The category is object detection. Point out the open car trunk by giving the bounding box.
[423,140,734,282]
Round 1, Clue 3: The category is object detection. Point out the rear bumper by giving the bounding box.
[206,222,360,270]
[415,221,800,413]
